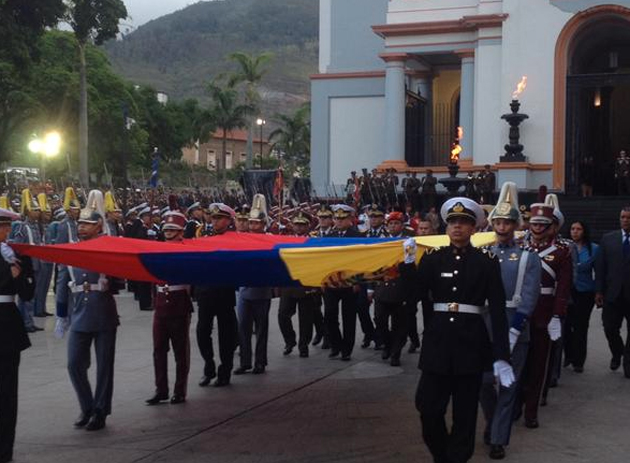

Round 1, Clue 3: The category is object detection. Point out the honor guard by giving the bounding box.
[234,205,250,233]
[520,200,572,429]
[312,204,334,237]
[11,189,42,333]
[55,187,80,324]
[278,211,322,358]
[34,193,54,318]
[145,212,193,405]
[364,204,389,237]
[0,207,35,463]
[183,202,202,238]
[479,182,542,460]
[195,203,239,387]
[402,197,513,463]
[235,196,273,375]
[104,191,123,237]
[373,211,415,366]
[59,190,121,431]
[322,205,362,361]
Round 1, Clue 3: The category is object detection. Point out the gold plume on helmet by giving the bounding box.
[37,193,51,213]
[104,191,121,213]
[249,193,268,222]
[489,181,522,226]
[544,193,564,228]
[63,187,81,211]
[20,189,40,215]
[0,196,12,211]
[78,190,105,224]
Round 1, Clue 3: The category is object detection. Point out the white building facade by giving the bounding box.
[311,0,630,195]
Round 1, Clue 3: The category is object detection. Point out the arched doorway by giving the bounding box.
[557,6,630,194]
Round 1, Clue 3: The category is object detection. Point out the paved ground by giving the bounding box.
[13,292,630,462]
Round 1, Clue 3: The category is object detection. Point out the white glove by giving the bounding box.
[147,229,157,237]
[1,242,17,264]
[493,360,515,388]
[509,328,520,353]
[403,238,417,264]
[54,317,69,339]
[547,316,562,341]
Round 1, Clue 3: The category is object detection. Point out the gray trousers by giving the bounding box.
[67,329,117,416]
[35,262,53,316]
[237,299,271,368]
[479,341,529,446]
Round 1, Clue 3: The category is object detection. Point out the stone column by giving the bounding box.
[381,53,408,161]
[416,73,433,164]
[457,50,475,161]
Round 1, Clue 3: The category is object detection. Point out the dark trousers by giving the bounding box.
[408,301,421,346]
[278,294,318,351]
[374,300,407,360]
[196,297,238,381]
[602,295,630,369]
[522,325,551,421]
[416,371,483,463]
[356,287,376,342]
[237,298,271,368]
[564,291,595,368]
[35,261,53,316]
[313,302,325,338]
[323,288,357,356]
[136,282,152,310]
[153,315,190,397]
[0,352,20,463]
[67,329,117,416]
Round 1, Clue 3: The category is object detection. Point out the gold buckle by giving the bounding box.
[82,281,91,293]
[448,302,459,313]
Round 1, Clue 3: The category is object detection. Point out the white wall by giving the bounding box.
[329,96,386,184]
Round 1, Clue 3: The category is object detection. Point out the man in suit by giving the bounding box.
[596,206,630,378]
[0,207,35,463]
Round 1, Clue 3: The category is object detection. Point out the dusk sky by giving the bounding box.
[124,0,210,27]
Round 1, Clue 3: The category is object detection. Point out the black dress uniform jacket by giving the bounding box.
[403,244,510,375]
[0,254,35,353]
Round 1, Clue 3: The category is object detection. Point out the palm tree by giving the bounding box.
[207,81,253,181]
[228,52,273,169]
[269,103,311,177]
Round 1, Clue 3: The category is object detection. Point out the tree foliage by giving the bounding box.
[269,103,311,177]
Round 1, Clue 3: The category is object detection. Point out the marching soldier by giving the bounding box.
[34,193,54,318]
[402,197,513,463]
[104,191,123,237]
[183,202,203,238]
[57,190,121,431]
[195,203,239,387]
[520,200,572,429]
[55,187,80,324]
[373,211,415,366]
[235,195,273,375]
[278,211,320,358]
[322,204,362,361]
[479,182,542,460]
[0,207,35,463]
[11,189,42,333]
[146,212,192,405]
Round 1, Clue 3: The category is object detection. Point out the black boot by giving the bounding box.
[85,410,106,431]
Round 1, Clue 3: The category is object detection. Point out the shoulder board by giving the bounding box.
[425,246,442,255]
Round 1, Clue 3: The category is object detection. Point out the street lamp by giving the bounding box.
[256,118,266,169]
[28,131,62,181]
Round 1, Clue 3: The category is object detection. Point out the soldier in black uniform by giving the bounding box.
[322,205,362,361]
[402,197,513,463]
[373,211,414,366]
[183,202,203,239]
[195,203,239,387]
[0,208,35,463]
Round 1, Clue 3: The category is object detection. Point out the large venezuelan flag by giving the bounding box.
[13,232,496,287]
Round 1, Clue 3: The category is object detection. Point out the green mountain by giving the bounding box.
[104,0,318,115]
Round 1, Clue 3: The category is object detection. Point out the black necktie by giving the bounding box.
[624,233,630,259]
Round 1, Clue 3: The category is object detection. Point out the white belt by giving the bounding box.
[0,295,16,303]
[70,282,105,293]
[157,285,187,293]
[540,287,555,296]
[434,303,485,315]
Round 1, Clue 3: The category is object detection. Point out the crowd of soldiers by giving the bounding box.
[1,179,629,463]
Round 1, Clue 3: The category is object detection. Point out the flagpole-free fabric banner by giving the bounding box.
[13,232,497,287]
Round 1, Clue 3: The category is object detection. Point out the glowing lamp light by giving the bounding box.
[450,126,463,164]
[512,76,528,100]
[28,139,43,154]
[43,132,61,157]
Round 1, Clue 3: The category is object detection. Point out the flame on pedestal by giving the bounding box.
[450,126,463,163]
[512,76,528,100]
